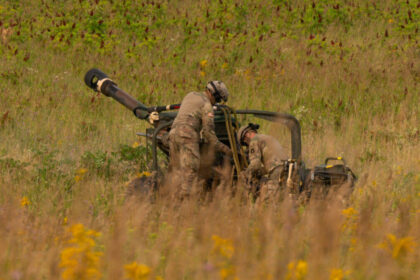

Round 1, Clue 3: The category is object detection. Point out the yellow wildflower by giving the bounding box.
[20,196,30,207]
[286,260,307,280]
[132,141,141,148]
[137,171,152,178]
[341,207,357,218]
[68,224,101,245]
[124,262,151,280]
[63,216,68,225]
[75,168,88,182]
[77,168,88,175]
[220,266,238,280]
[341,207,358,232]
[329,268,351,280]
[244,69,251,80]
[200,71,206,77]
[212,235,235,259]
[349,237,357,252]
[388,19,393,23]
[211,235,237,279]
[222,62,228,69]
[200,59,208,68]
[60,224,102,280]
[377,234,417,260]
[296,261,307,279]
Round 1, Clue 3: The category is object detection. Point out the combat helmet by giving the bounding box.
[206,81,229,103]
[237,123,260,145]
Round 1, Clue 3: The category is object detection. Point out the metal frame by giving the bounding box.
[151,121,173,173]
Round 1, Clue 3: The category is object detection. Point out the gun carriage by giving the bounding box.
[84,68,356,200]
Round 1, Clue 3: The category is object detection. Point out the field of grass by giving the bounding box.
[0,0,419,279]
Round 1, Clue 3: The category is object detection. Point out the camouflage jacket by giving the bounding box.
[170,92,230,153]
[245,134,287,177]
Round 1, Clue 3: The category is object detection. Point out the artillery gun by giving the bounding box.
[84,68,356,201]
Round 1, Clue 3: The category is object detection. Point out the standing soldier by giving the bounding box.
[169,81,232,199]
[237,123,288,202]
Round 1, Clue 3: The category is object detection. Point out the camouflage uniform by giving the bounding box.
[244,134,287,201]
[169,92,231,198]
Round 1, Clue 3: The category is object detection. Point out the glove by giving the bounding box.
[148,111,159,124]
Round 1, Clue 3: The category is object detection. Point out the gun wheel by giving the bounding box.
[125,175,157,198]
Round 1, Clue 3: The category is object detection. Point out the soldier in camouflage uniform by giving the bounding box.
[237,123,288,202]
[169,81,232,199]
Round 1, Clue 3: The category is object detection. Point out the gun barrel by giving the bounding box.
[135,132,162,140]
[84,68,149,119]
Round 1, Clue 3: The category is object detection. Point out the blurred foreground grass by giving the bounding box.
[0,0,419,279]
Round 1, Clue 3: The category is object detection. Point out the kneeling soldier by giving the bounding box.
[237,123,288,201]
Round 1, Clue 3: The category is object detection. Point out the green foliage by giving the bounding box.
[30,148,74,190]
[79,144,151,179]
[2,0,418,61]
[116,144,150,171]
[81,150,113,178]
[0,157,29,170]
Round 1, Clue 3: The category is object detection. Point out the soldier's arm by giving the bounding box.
[244,140,262,178]
[201,103,232,155]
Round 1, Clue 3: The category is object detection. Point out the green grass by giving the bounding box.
[0,0,419,279]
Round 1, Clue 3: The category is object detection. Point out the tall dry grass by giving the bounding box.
[0,0,419,279]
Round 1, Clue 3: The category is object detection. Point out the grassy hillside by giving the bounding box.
[0,0,419,279]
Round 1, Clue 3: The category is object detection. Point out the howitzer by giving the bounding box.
[84,68,356,200]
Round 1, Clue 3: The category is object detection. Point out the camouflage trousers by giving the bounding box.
[168,133,201,199]
[259,167,283,203]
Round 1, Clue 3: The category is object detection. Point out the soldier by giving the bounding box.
[237,123,288,201]
[168,81,232,199]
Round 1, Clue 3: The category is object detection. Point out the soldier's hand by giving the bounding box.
[239,173,247,184]
[148,111,159,124]
[239,172,252,191]
[224,147,233,157]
